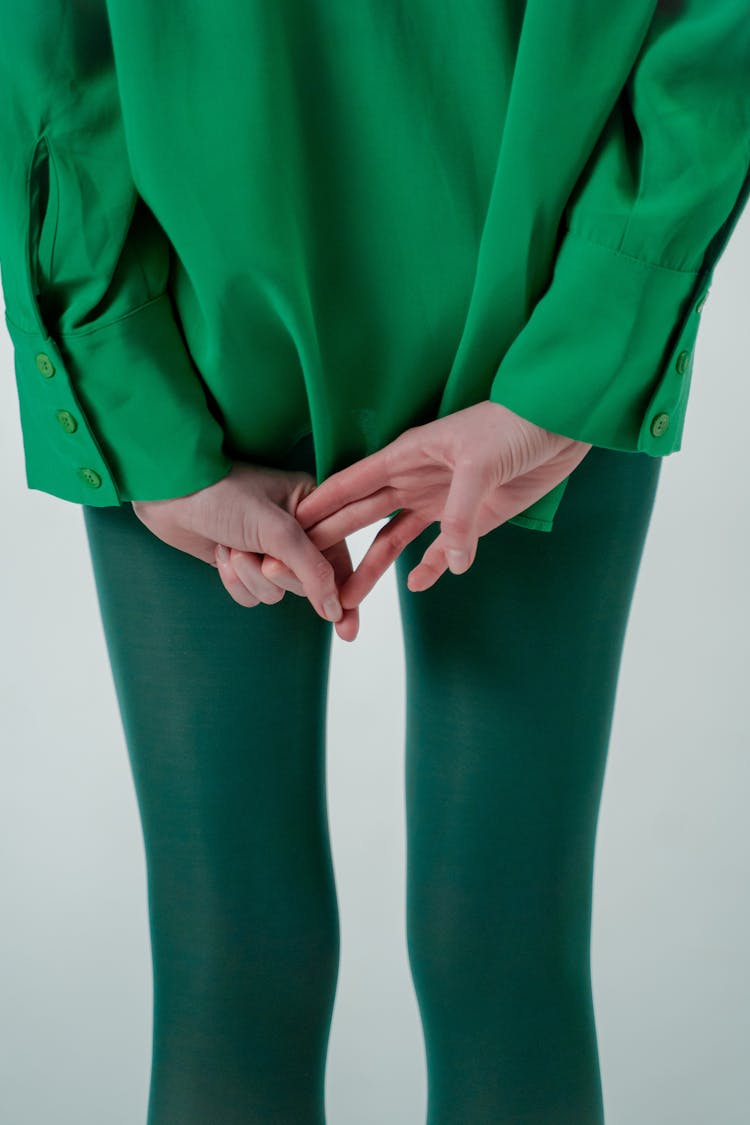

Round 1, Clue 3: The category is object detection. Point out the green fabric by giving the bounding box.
[81,432,662,1122]
[1,2,748,529]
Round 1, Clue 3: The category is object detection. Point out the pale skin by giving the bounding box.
[131,400,592,643]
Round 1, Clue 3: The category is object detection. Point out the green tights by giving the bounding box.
[81,435,661,1124]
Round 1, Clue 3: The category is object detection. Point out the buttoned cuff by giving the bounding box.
[5,293,234,505]
[496,227,709,532]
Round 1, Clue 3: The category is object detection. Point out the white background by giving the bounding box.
[1,205,749,1124]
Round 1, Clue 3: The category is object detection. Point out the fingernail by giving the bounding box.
[323,595,342,622]
[216,543,229,563]
[446,549,468,572]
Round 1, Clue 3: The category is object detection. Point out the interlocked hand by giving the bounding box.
[262,401,591,610]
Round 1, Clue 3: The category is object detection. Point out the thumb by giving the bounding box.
[439,459,485,574]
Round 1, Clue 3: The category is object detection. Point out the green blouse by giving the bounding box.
[1,2,749,532]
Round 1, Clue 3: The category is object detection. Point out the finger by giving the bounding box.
[403,447,589,593]
[338,510,431,609]
[263,543,360,640]
[261,510,344,624]
[406,476,524,592]
[261,554,306,596]
[321,537,360,642]
[215,547,261,607]
[407,465,560,591]
[302,487,399,551]
[439,458,486,574]
[294,443,401,529]
[228,548,286,605]
[404,530,454,593]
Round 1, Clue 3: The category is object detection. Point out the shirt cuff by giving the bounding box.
[495,227,710,532]
[5,292,234,505]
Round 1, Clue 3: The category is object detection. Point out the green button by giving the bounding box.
[675,350,690,375]
[35,352,55,377]
[78,467,102,488]
[56,409,78,433]
[696,293,708,315]
[650,412,670,437]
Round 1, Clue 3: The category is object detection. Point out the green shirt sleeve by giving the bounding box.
[0,1,233,505]
[498,0,750,533]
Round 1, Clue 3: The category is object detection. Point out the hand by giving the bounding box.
[130,460,360,641]
[265,401,591,608]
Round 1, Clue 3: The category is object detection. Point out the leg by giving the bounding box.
[395,445,662,1124]
[81,434,338,1125]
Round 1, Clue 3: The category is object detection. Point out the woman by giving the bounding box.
[1,2,748,1121]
